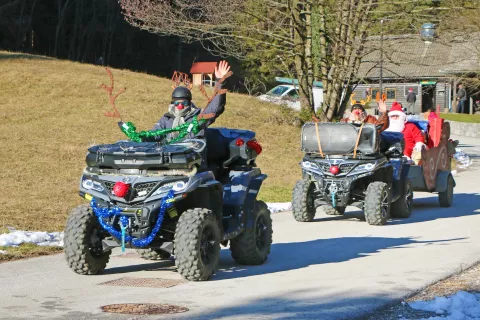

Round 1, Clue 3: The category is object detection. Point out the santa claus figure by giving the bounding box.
[385,102,425,158]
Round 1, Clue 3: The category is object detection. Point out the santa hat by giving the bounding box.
[388,102,406,119]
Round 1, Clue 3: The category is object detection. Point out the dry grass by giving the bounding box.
[0,244,63,263]
[0,51,303,232]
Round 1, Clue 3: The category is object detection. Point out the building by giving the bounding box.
[352,33,480,114]
[189,62,218,86]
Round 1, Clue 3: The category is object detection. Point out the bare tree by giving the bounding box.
[119,0,466,120]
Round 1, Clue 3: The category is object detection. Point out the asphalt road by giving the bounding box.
[1,135,479,320]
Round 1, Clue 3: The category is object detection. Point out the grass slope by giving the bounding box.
[440,113,480,123]
[0,51,303,232]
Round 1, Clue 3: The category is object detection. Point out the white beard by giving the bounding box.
[386,119,405,132]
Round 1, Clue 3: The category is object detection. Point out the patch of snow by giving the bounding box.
[453,149,473,170]
[408,291,480,320]
[0,228,64,247]
[0,250,7,254]
[267,202,292,213]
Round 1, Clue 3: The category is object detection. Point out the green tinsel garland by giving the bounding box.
[119,116,206,144]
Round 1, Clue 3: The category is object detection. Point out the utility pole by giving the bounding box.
[378,19,384,116]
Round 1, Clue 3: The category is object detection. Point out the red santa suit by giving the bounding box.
[385,102,425,158]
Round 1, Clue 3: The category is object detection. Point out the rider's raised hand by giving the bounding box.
[215,60,231,79]
[378,100,387,114]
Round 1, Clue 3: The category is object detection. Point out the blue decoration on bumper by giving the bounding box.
[90,190,175,248]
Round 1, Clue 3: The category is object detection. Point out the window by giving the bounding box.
[287,89,299,99]
[267,85,291,97]
[371,88,380,100]
[386,88,396,100]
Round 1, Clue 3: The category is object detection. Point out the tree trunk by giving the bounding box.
[54,0,72,57]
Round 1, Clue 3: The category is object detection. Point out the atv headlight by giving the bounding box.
[172,181,187,192]
[350,162,376,173]
[152,179,188,196]
[82,178,105,193]
[302,161,319,170]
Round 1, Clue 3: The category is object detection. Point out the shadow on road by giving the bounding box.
[103,259,176,275]
[313,193,480,226]
[390,193,480,225]
[215,236,464,281]
[165,288,429,320]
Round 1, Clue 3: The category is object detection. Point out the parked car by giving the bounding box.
[257,85,301,110]
[257,78,323,112]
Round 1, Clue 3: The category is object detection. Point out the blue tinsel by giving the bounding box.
[90,190,175,247]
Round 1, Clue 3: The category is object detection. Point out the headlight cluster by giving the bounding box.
[351,162,376,173]
[152,179,188,196]
[82,178,105,192]
[302,161,319,170]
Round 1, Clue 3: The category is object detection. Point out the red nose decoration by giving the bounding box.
[247,139,263,155]
[236,138,245,146]
[329,166,340,175]
[113,182,130,197]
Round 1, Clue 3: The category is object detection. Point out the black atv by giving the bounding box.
[64,127,273,281]
[292,122,413,225]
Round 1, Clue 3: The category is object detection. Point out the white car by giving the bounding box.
[258,84,323,112]
[257,85,301,110]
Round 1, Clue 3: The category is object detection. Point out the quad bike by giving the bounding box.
[64,127,273,281]
[292,122,413,225]
[407,117,457,207]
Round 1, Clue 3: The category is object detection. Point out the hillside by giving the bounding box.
[0,51,303,232]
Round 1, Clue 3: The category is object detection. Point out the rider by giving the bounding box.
[385,102,425,159]
[341,99,389,132]
[147,60,231,142]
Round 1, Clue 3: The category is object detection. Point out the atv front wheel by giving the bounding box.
[323,205,346,216]
[230,201,273,265]
[174,208,221,281]
[438,174,454,207]
[64,204,111,275]
[137,248,171,260]
[391,181,413,218]
[292,180,316,222]
[364,182,391,226]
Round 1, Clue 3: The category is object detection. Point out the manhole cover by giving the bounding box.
[99,277,186,288]
[101,303,188,315]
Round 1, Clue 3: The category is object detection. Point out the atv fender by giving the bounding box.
[244,174,267,232]
[222,170,267,231]
[434,171,456,193]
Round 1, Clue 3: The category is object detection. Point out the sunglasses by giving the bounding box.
[172,100,190,106]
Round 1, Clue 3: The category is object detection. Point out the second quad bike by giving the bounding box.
[64,127,273,281]
[292,122,413,226]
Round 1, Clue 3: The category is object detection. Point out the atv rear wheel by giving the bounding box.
[137,248,171,260]
[64,204,111,275]
[391,181,413,218]
[364,182,391,226]
[292,180,316,222]
[230,201,273,265]
[438,174,454,207]
[174,208,221,281]
[323,205,346,216]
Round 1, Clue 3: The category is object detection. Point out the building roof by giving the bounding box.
[190,62,217,74]
[356,33,480,80]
